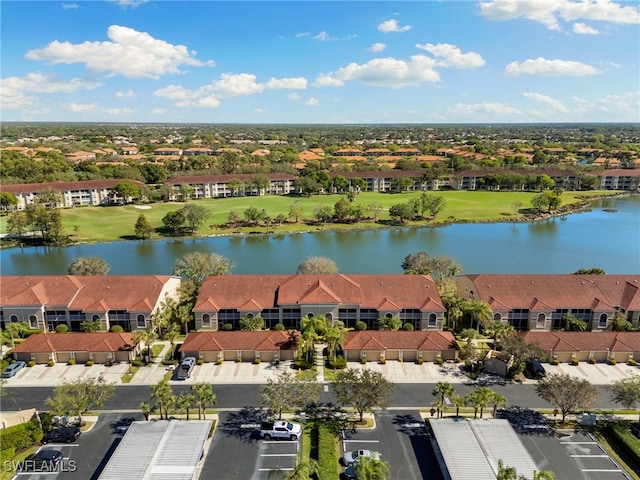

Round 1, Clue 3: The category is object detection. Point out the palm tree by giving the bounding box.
[464,299,493,332]
[432,382,454,419]
[150,379,174,420]
[176,392,196,420]
[191,382,216,420]
[491,391,508,417]
[497,459,518,480]
[140,401,152,421]
[451,393,467,417]
[324,325,346,363]
[487,321,515,344]
[533,470,556,480]
[466,386,494,419]
[132,329,156,360]
[268,458,319,480]
[300,328,318,363]
[163,323,181,360]
[355,456,391,480]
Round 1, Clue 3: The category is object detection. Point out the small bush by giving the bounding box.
[293,358,313,370]
[628,359,637,366]
[355,321,367,331]
[379,357,386,365]
[110,325,124,332]
[252,358,261,365]
[327,355,346,370]
[550,359,559,365]
[131,359,144,367]
[608,359,617,365]
[47,360,55,367]
[360,358,367,365]
[54,324,68,333]
[403,323,414,331]
[85,360,94,367]
[436,357,444,365]
[27,360,36,367]
[235,357,242,363]
[215,358,223,365]
[223,323,233,331]
[105,360,113,367]
[589,357,597,364]
[197,359,204,365]
[454,357,461,363]
[417,357,424,365]
[274,323,285,331]
[67,359,76,366]
[571,358,579,366]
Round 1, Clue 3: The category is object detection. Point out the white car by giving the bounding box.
[342,449,381,466]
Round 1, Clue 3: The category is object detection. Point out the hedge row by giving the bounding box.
[604,422,640,473]
[0,418,43,453]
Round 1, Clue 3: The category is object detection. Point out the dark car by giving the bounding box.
[632,422,640,438]
[525,359,547,379]
[344,465,357,479]
[43,426,80,444]
[19,450,63,472]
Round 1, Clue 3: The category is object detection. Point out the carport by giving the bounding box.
[430,418,539,480]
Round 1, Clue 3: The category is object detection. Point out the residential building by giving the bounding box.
[164,173,296,198]
[0,275,181,332]
[1,179,146,210]
[593,169,640,191]
[192,274,445,331]
[329,170,434,192]
[456,274,640,331]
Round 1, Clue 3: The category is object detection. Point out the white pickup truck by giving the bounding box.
[259,421,302,440]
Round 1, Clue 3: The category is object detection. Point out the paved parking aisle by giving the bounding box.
[254,440,300,479]
[11,445,75,480]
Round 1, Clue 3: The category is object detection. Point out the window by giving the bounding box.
[493,313,502,322]
[137,314,146,328]
[202,314,211,328]
[10,314,18,322]
[599,313,607,328]
[92,314,100,322]
[428,313,437,327]
[325,313,333,322]
[537,313,546,328]
[29,315,38,329]
[509,309,529,330]
[246,313,254,319]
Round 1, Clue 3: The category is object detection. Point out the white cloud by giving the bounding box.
[314,55,440,88]
[479,0,640,30]
[377,19,411,33]
[505,57,599,76]
[61,3,79,9]
[573,22,599,34]
[154,73,306,109]
[313,31,331,41]
[369,43,387,53]
[523,91,569,112]
[287,92,301,100]
[415,43,485,68]
[266,77,308,89]
[295,32,310,38]
[594,90,640,116]
[305,97,320,106]
[105,107,135,115]
[25,25,215,79]
[0,72,101,109]
[447,101,523,117]
[67,103,97,113]
[117,0,148,9]
[115,89,135,98]
[151,108,166,115]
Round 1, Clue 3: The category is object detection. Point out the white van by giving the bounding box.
[176,357,196,380]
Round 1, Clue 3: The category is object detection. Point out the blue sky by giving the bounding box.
[1,0,639,124]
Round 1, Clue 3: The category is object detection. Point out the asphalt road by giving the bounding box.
[2,383,619,412]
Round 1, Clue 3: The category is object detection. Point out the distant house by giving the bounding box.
[0,275,181,332]
[328,170,432,192]
[0,179,146,210]
[179,330,299,363]
[120,146,139,155]
[192,274,445,332]
[153,147,182,156]
[456,274,640,331]
[164,173,296,198]
[592,169,640,191]
[9,332,139,364]
[521,331,640,363]
[449,169,583,191]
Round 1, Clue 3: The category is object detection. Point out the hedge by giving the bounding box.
[0,418,43,453]
[603,422,640,474]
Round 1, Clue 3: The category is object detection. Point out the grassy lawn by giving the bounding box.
[0,190,616,243]
[120,365,139,383]
[150,343,165,358]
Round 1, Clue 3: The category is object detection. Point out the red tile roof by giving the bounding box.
[522,331,640,353]
[1,179,145,195]
[10,332,135,354]
[179,330,299,352]
[164,173,295,185]
[343,331,457,352]
[194,275,444,312]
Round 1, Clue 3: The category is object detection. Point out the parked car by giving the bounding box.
[2,361,26,378]
[631,422,640,438]
[175,356,196,380]
[525,359,546,379]
[342,449,381,467]
[114,419,134,434]
[43,426,80,444]
[18,450,63,472]
[344,465,357,479]
[259,420,302,440]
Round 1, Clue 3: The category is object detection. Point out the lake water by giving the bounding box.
[1,196,638,276]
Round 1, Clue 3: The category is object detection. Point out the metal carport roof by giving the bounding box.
[98,420,212,480]
[429,418,539,480]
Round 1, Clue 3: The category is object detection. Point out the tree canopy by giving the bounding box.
[67,256,111,275]
[260,371,321,419]
[45,377,116,424]
[331,368,394,422]
[607,375,640,419]
[296,256,339,274]
[535,373,597,422]
[173,251,234,286]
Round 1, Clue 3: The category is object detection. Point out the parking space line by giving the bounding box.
[342,440,380,443]
[561,441,597,444]
[570,454,609,458]
[581,469,623,472]
[261,454,298,457]
[258,468,293,471]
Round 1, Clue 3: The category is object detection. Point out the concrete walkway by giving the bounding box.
[315,343,325,383]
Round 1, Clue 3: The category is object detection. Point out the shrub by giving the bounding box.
[608,359,617,365]
[571,358,579,366]
[274,323,285,331]
[252,358,261,365]
[235,357,242,363]
[417,357,424,365]
[223,323,233,331]
[550,359,559,365]
[131,359,144,367]
[110,325,124,333]
[454,357,462,363]
[0,418,43,455]
[54,324,68,333]
[27,360,36,367]
[355,321,367,331]
[629,359,637,366]
[403,323,414,331]
[436,357,444,365]
[589,357,597,364]
[360,358,367,365]
[105,360,113,367]
[293,358,313,370]
[197,359,204,365]
[327,355,346,370]
[67,359,76,366]
[379,357,386,365]
[47,360,55,367]
[85,360,94,367]
[215,358,223,365]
